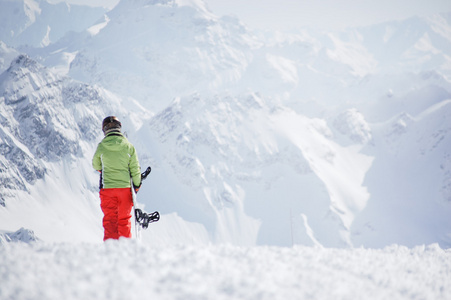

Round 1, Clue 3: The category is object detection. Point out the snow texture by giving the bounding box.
[0,240,450,300]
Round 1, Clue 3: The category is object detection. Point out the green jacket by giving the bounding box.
[92,132,141,189]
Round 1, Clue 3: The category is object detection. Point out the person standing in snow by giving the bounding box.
[92,116,142,241]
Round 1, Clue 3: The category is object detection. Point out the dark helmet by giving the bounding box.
[102,116,122,134]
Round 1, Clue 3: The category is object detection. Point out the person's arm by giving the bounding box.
[129,146,141,191]
[92,145,102,171]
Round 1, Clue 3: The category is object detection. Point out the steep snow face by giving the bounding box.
[0,55,81,160]
[63,0,259,111]
[0,0,107,48]
[135,93,373,247]
[0,54,148,240]
[352,99,451,248]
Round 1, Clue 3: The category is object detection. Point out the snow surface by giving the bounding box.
[1,239,450,300]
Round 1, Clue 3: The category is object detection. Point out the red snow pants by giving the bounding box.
[100,188,133,241]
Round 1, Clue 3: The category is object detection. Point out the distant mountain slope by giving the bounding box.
[138,93,376,247]
[351,99,451,247]
[61,0,259,111]
[0,0,106,48]
[5,1,449,115]
[0,50,156,242]
[0,51,148,169]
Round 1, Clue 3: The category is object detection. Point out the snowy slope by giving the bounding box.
[136,93,373,247]
[0,0,450,248]
[0,53,149,241]
[0,41,20,73]
[60,0,260,112]
[352,99,451,247]
[0,0,106,48]
[0,240,450,300]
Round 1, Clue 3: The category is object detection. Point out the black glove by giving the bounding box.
[133,182,142,193]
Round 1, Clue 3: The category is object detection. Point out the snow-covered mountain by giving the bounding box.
[0,50,147,241]
[0,0,450,248]
[33,0,261,112]
[0,0,106,48]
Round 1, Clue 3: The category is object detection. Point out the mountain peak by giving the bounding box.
[0,0,107,48]
[8,54,39,72]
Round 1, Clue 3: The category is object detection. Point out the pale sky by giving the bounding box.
[206,0,451,31]
[55,0,451,31]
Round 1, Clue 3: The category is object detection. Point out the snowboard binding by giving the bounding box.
[135,208,160,229]
[141,167,151,180]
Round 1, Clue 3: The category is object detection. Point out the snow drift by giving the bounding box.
[0,240,450,300]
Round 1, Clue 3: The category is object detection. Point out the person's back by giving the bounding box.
[92,116,141,241]
[94,132,140,189]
